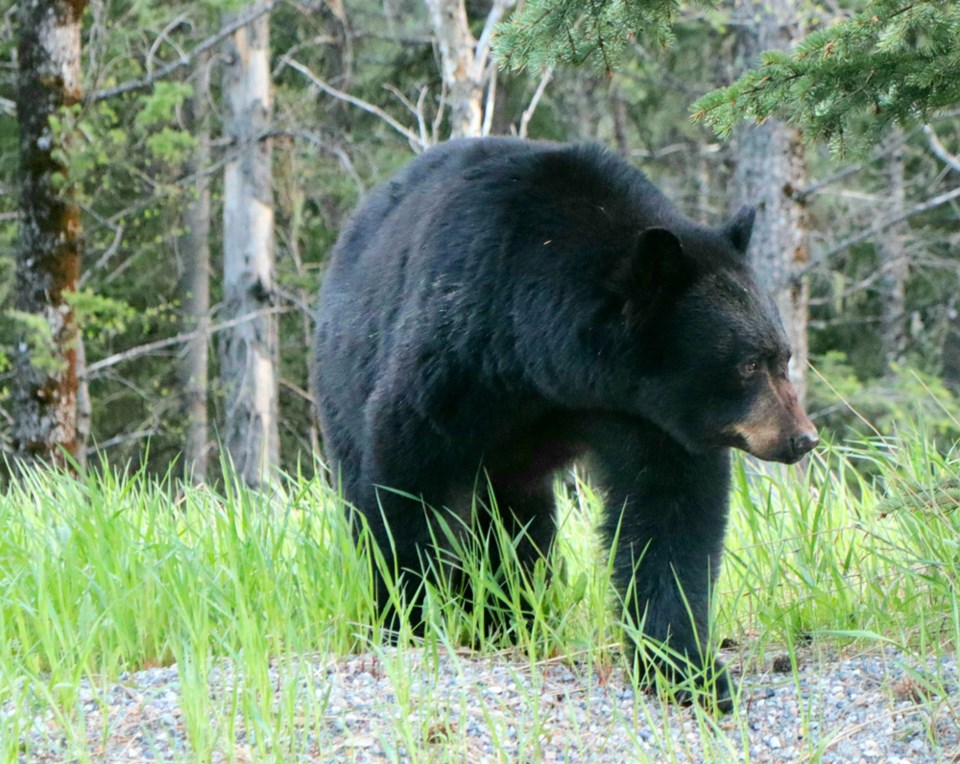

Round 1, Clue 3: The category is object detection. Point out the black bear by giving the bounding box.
[313,138,817,710]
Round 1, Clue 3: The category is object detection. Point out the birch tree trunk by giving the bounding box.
[13,0,88,469]
[220,3,279,486]
[731,0,811,401]
[179,55,212,483]
[425,0,482,138]
[423,0,513,139]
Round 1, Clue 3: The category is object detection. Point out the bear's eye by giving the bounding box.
[740,359,760,378]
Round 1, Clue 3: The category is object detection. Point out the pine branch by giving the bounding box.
[495,0,699,72]
[692,0,960,152]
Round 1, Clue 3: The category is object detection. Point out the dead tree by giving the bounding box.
[220,2,280,486]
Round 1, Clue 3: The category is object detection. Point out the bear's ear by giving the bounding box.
[610,227,696,327]
[724,205,756,255]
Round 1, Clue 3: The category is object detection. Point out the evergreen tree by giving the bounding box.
[692,0,960,152]
[494,0,701,72]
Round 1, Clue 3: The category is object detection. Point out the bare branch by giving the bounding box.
[279,377,317,406]
[415,87,431,147]
[271,33,338,78]
[793,165,862,202]
[806,184,960,272]
[481,61,497,137]
[280,55,427,150]
[91,0,283,102]
[85,429,157,455]
[270,128,366,194]
[83,307,290,380]
[795,126,917,201]
[924,125,960,173]
[384,83,433,148]
[79,204,125,287]
[146,12,191,74]
[518,66,553,139]
[474,0,515,79]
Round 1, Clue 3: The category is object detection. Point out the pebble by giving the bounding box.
[5,646,959,762]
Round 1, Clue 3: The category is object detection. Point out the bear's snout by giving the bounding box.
[789,430,819,461]
[730,373,819,463]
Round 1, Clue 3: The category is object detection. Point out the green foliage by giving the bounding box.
[145,127,196,163]
[135,82,194,129]
[64,289,136,340]
[129,83,197,162]
[809,351,960,444]
[1,0,957,479]
[49,103,129,197]
[2,436,960,757]
[722,433,960,654]
[48,106,96,194]
[4,310,65,375]
[692,0,960,153]
[495,0,712,72]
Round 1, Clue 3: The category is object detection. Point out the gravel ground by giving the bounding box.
[7,646,959,763]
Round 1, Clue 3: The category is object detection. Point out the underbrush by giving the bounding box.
[1,424,958,761]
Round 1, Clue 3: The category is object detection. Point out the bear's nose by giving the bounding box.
[790,432,819,458]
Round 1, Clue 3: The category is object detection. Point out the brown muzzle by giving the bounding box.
[732,373,819,464]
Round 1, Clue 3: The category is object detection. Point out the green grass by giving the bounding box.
[1,426,959,761]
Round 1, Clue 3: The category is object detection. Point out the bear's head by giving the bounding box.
[608,206,818,464]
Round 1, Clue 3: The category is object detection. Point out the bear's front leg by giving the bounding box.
[589,416,733,711]
[359,388,472,633]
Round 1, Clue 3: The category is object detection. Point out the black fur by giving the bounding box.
[314,138,814,710]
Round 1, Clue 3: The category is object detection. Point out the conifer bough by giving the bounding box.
[494,0,696,73]
[496,0,959,152]
[692,0,960,152]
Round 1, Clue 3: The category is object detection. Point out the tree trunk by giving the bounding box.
[426,0,483,138]
[731,0,811,401]
[424,0,513,139]
[878,131,908,369]
[424,0,483,138]
[13,0,88,470]
[220,3,279,487]
[179,55,212,483]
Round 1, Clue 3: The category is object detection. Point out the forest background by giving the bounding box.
[2,0,960,485]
